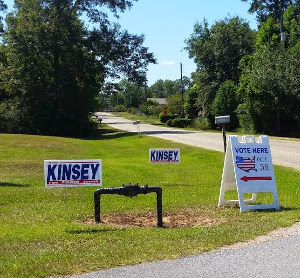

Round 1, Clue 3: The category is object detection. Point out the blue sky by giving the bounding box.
[4,0,258,85]
[116,0,258,85]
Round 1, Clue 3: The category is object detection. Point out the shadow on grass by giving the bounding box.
[278,206,300,212]
[144,130,193,135]
[57,122,134,140]
[66,227,124,234]
[0,182,29,187]
[244,206,300,213]
[101,131,137,140]
[103,121,134,125]
[162,183,196,187]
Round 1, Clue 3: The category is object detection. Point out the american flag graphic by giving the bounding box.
[236,156,257,172]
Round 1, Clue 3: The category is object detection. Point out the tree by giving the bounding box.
[118,79,145,108]
[149,79,165,97]
[185,84,200,119]
[167,93,182,115]
[0,0,155,136]
[149,77,191,98]
[237,4,300,135]
[238,45,300,135]
[0,0,6,33]
[255,17,281,48]
[241,0,298,23]
[88,24,156,85]
[211,80,239,130]
[281,4,300,47]
[186,17,256,85]
[164,80,179,96]
[185,16,255,121]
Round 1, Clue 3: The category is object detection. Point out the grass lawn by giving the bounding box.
[1,127,300,277]
[112,111,162,125]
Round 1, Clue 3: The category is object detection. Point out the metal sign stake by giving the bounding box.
[222,123,227,153]
[215,115,230,154]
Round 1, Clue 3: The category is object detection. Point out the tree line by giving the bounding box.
[0,0,155,136]
[0,0,300,137]
[103,77,191,115]
[185,0,300,136]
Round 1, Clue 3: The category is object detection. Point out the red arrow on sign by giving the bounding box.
[241,176,272,182]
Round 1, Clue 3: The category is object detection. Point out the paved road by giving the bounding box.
[70,112,300,278]
[72,227,300,278]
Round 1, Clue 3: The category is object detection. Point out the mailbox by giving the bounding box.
[132,120,141,136]
[215,115,230,125]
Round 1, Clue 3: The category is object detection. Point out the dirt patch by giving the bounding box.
[81,209,230,228]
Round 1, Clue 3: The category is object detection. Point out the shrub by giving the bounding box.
[150,106,164,117]
[167,118,192,128]
[236,103,255,133]
[0,99,22,133]
[139,101,160,116]
[166,119,173,126]
[192,117,211,130]
[185,84,200,119]
[167,93,182,115]
[128,107,138,114]
[159,112,175,123]
[211,80,239,130]
[114,105,127,112]
[139,103,148,115]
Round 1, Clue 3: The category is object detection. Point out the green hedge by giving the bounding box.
[159,113,175,123]
[166,118,192,128]
[114,105,127,112]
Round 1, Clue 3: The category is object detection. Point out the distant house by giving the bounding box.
[147,98,167,106]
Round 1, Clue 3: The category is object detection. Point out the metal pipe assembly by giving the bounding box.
[94,183,163,227]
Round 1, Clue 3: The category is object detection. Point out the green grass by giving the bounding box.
[112,111,163,125]
[1,128,300,277]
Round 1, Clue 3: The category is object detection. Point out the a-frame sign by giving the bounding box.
[218,135,280,212]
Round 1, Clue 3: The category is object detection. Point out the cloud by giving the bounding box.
[161,61,176,66]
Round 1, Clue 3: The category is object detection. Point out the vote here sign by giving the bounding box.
[44,160,102,187]
[149,149,180,164]
[218,135,279,212]
[232,142,275,186]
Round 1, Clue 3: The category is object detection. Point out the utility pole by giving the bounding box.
[277,13,286,134]
[280,14,287,43]
[180,63,185,118]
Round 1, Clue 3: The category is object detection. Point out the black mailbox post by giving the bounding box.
[215,115,230,153]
